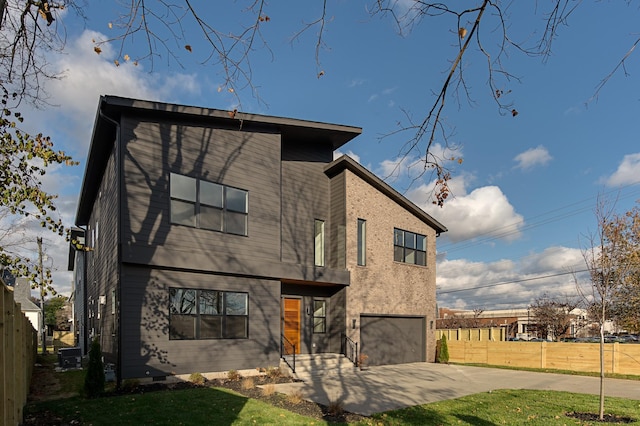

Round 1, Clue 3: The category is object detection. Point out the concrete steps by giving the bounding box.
[280,353,357,380]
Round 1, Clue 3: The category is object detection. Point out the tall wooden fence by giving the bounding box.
[445,340,640,375]
[1,282,37,426]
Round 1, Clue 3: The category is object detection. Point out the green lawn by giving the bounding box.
[25,386,640,425]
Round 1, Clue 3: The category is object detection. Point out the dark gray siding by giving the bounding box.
[120,265,281,379]
[281,141,332,267]
[120,116,282,273]
[328,170,346,269]
[360,315,426,366]
[85,142,120,364]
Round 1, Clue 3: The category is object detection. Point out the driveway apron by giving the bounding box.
[273,363,640,416]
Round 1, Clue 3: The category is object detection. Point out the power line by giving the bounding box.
[436,268,589,295]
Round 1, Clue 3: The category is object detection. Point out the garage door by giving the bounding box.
[360,315,425,366]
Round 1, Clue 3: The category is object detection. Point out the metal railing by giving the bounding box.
[280,335,296,373]
[341,333,358,367]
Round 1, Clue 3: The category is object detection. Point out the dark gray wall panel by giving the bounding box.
[360,315,426,366]
[280,141,331,267]
[120,116,282,273]
[120,264,281,379]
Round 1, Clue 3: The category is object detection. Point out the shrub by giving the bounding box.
[120,379,140,392]
[265,366,281,379]
[437,335,450,364]
[262,383,276,396]
[84,338,105,398]
[327,397,344,416]
[287,389,304,405]
[227,369,241,381]
[241,377,254,390]
[189,372,205,385]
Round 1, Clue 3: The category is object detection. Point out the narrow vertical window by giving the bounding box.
[313,300,327,333]
[314,219,325,267]
[357,219,366,266]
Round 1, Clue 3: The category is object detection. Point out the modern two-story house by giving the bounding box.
[73,96,446,383]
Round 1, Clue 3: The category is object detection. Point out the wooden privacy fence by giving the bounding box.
[1,282,37,426]
[439,327,507,342]
[445,340,640,375]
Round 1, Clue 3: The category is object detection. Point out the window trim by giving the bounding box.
[169,288,249,340]
[357,218,366,266]
[170,172,248,236]
[314,219,325,267]
[393,228,427,266]
[312,299,327,334]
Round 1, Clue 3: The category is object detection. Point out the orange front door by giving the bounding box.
[283,298,301,355]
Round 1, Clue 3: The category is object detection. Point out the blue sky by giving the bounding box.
[17,1,639,310]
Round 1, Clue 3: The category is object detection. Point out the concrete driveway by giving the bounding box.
[273,363,640,416]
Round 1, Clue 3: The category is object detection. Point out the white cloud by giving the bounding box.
[513,145,552,171]
[334,150,361,163]
[408,174,524,243]
[437,246,583,310]
[603,153,640,187]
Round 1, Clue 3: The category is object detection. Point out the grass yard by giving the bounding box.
[371,389,640,425]
[24,355,640,425]
[25,385,640,425]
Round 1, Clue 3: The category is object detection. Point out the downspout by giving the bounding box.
[99,106,122,388]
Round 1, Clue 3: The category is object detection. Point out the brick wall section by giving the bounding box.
[343,170,439,362]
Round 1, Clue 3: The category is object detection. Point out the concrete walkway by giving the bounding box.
[273,363,640,416]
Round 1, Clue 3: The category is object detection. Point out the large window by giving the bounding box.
[357,219,366,266]
[313,299,327,333]
[314,219,325,267]
[169,288,248,340]
[394,228,427,266]
[170,173,248,236]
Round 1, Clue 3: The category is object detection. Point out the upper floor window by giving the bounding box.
[357,219,366,266]
[394,228,426,266]
[170,173,248,236]
[314,219,325,267]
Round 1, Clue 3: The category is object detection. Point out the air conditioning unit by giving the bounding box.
[58,347,82,369]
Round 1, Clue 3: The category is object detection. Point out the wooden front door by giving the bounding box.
[283,298,301,355]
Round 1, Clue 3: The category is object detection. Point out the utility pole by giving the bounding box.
[37,237,47,354]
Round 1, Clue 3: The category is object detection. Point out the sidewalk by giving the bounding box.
[273,363,640,416]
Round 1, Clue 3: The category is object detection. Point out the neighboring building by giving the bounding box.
[437,307,591,340]
[12,277,40,332]
[73,96,446,382]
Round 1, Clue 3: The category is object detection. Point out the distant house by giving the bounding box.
[12,277,40,332]
[72,96,446,382]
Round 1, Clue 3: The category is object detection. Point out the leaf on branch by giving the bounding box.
[108,22,113,29]
[94,46,102,55]
[124,54,130,62]
[114,60,120,67]
[258,15,270,22]
[185,45,193,52]
[458,28,468,39]
[317,70,325,78]
[511,109,519,117]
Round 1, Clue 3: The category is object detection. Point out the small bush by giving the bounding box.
[262,383,276,396]
[84,338,105,398]
[120,379,140,392]
[437,335,450,364]
[241,377,254,390]
[287,389,304,405]
[227,369,241,381]
[327,397,344,416]
[265,366,281,379]
[189,372,205,385]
